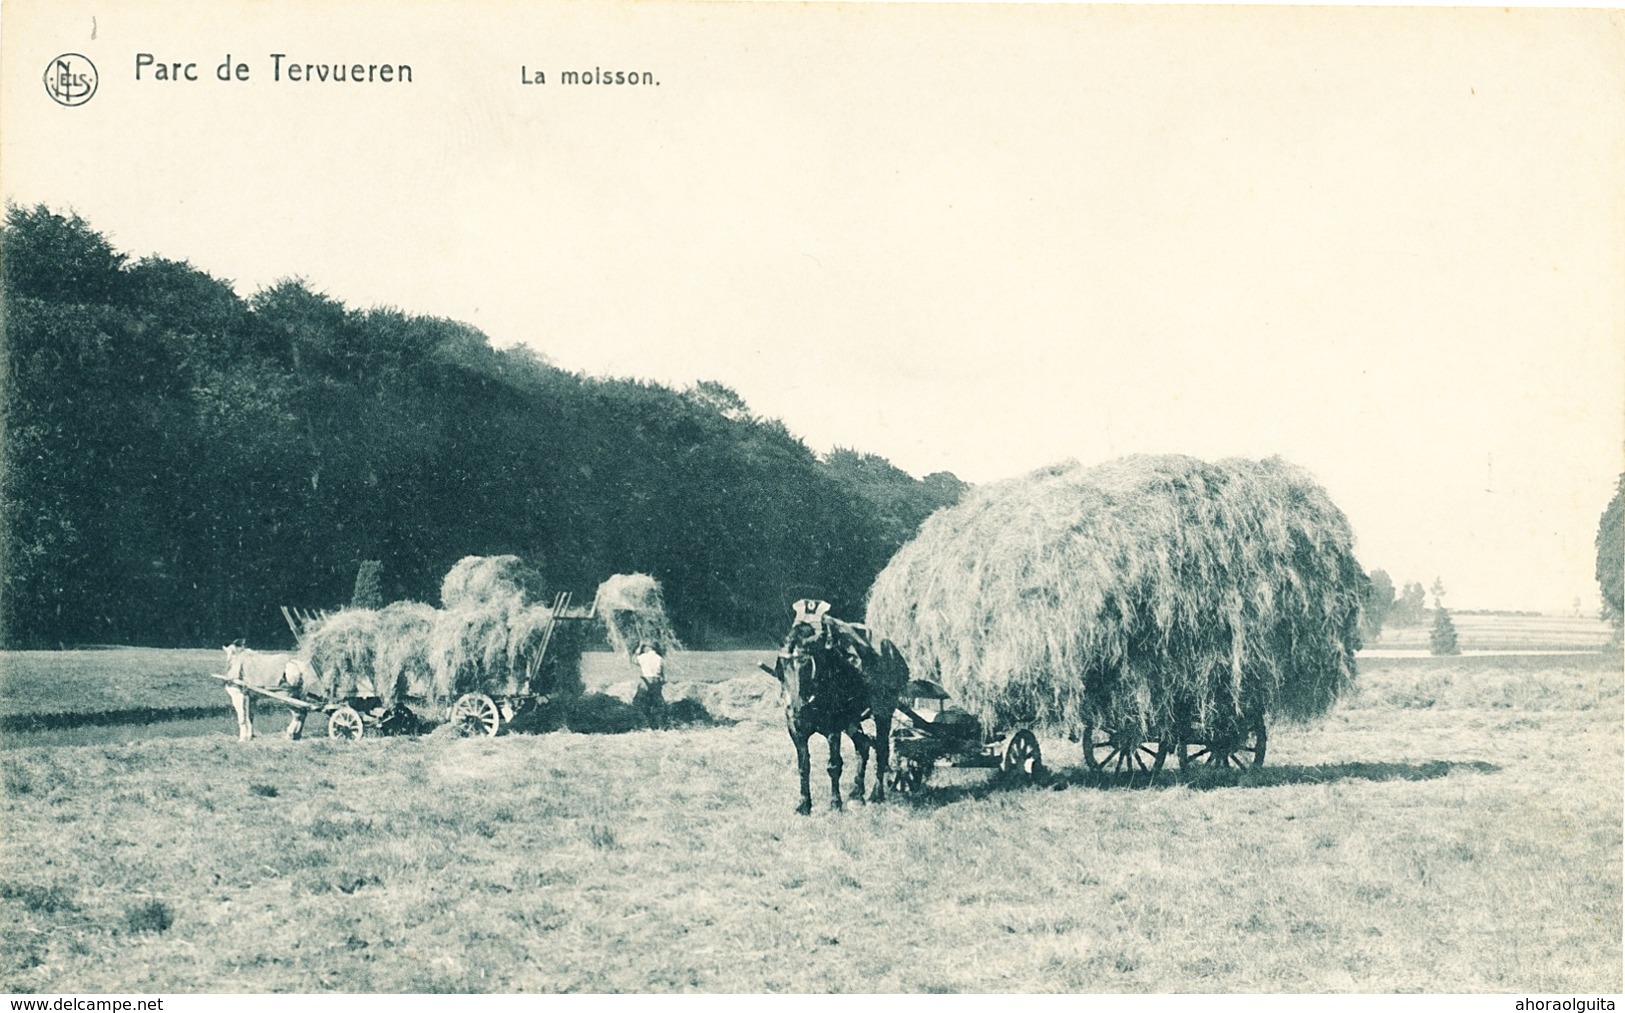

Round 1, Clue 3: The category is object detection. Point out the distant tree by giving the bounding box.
[1429,605,1460,656]
[1597,474,1623,632]
[1429,576,1447,606]
[1392,581,1428,626]
[1362,569,1396,640]
[350,561,384,610]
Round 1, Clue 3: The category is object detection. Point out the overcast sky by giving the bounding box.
[4,2,1622,612]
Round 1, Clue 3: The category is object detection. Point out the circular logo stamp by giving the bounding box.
[44,53,98,106]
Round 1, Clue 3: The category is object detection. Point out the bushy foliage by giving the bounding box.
[1597,475,1623,631]
[350,561,384,610]
[1390,581,1429,627]
[1430,607,1461,656]
[1362,569,1396,641]
[0,205,961,647]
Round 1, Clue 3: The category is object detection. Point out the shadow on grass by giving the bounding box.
[891,758,1501,807]
[509,692,735,736]
[0,705,223,733]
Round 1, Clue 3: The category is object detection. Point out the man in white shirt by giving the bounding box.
[634,641,666,728]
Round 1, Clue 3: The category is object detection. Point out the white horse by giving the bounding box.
[221,643,315,741]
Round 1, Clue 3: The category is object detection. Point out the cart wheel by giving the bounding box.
[1001,729,1043,780]
[450,693,501,737]
[1081,724,1167,774]
[1179,718,1267,770]
[327,705,365,741]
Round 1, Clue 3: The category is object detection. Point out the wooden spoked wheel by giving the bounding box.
[1001,729,1043,780]
[1179,719,1267,770]
[1081,724,1167,774]
[450,693,502,737]
[327,705,365,741]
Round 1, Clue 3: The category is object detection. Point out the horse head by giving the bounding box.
[774,648,822,709]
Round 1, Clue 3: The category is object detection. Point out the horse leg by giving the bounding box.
[225,685,251,741]
[285,709,306,741]
[793,729,813,816]
[870,711,892,803]
[826,730,844,811]
[847,725,872,802]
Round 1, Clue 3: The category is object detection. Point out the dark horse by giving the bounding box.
[765,599,909,815]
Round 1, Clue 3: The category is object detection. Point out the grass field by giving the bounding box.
[1370,613,1615,652]
[0,648,771,727]
[0,646,1619,993]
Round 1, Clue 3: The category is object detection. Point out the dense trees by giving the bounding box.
[0,205,963,648]
[1598,474,1623,632]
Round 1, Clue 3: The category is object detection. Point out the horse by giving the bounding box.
[221,642,315,741]
[767,599,909,815]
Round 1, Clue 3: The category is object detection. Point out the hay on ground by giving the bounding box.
[439,554,545,610]
[864,454,1368,738]
[593,573,681,660]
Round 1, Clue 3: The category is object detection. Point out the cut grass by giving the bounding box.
[0,651,1619,992]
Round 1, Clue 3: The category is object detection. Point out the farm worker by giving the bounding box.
[634,641,667,729]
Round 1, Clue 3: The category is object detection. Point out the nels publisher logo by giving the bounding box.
[44,53,98,106]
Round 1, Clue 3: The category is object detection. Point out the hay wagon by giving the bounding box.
[888,679,1044,792]
[867,455,1366,785]
[220,593,596,740]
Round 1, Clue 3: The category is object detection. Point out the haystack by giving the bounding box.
[593,573,681,659]
[439,554,545,610]
[864,454,1368,736]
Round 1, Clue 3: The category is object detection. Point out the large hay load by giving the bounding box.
[297,555,586,732]
[865,455,1367,768]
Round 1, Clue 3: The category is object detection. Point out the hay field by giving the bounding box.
[1,651,1619,993]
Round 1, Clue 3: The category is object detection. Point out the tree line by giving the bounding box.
[0,205,966,649]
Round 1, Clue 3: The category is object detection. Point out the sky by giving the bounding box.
[3,2,1622,613]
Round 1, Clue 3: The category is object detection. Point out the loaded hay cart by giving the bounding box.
[866,455,1368,780]
[305,586,595,740]
[216,588,596,740]
[889,678,1043,792]
[214,559,680,742]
